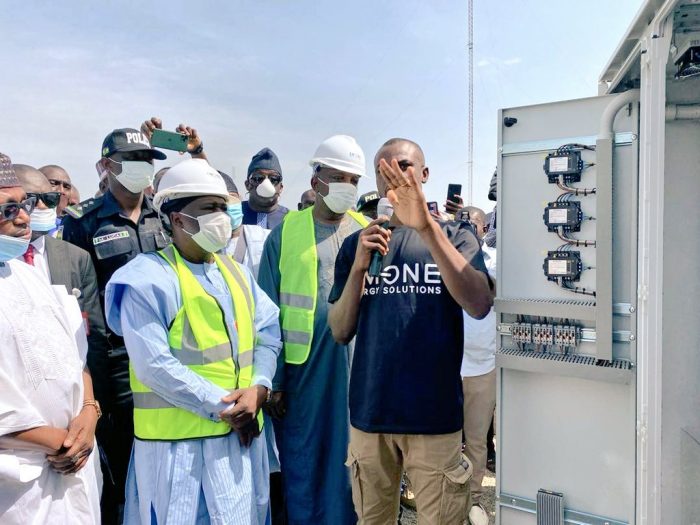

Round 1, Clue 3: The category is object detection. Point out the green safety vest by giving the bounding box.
[130,244,263,441]
[279,206,368,364]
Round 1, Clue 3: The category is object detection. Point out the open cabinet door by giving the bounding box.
[494,93,639,525]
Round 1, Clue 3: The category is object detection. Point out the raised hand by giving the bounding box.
[175,123,204,156]
[378,158,431,232]
[444,194,464,214]
[140,117,162,139]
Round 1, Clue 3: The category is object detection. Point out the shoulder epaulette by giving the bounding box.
[64,196,103,220]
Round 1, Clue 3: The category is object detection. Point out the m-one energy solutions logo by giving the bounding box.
[364,263,443,296]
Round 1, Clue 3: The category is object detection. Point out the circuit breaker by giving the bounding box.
[495,93,638,525]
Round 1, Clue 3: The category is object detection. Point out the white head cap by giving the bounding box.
[309,134,366,177]
[153,159,229,212]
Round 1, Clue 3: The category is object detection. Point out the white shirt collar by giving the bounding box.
[30,235,46,254]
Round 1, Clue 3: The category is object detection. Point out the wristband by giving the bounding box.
[82,399,102,419]
[190,142,204,155]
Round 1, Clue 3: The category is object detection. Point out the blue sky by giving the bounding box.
[1,1,642,211]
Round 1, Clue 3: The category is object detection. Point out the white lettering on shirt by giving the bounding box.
[363,263,443,296]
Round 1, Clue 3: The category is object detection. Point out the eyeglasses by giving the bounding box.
[26,191,61,209]
[0,197,37,222]
[249,174,282,186]
[48,179,73,191]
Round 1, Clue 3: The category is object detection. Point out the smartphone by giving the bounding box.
[150,129,188,152]
[447,183,463,203]
[427,201,439,214]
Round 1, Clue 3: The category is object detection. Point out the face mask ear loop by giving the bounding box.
[176,212,199,238]
[104,157,121,177]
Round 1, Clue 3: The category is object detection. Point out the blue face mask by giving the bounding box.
[29,207,57,232]
[0,234,30,262]
[227,203,244,229]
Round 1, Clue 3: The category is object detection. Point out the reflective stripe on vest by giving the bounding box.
[279,207,368,364]
[130,245,261,441]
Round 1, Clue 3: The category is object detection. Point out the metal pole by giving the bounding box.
[467,0,474,205]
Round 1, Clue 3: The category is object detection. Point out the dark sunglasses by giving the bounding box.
[249,174,282,186]
[48,179,73,191]
[0,197,37,222]
[26,191,61,209]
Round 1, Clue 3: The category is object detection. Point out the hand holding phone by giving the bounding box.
[140,117,205,156]
[150,129,188,152]
[445,183,463,214]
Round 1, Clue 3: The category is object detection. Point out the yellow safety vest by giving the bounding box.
[130,244,262,441]
[279,206,368,364]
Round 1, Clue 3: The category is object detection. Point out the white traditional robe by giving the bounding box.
[0,259,101,524]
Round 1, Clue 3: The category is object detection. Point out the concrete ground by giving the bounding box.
[400,469,496,525]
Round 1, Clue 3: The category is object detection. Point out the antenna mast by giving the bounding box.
[467,0,474,205]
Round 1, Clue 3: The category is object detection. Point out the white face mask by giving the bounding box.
[30,207,57,232]
[317,179,358,214]
[181,211,232,253]
[256,177,277,199]
[113,160,154,193]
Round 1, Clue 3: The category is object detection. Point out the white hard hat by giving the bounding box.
[309,134,366,177]
[153,158,229,212]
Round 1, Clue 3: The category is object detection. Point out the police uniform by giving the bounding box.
[62,192,169,305]
[62,191,168,524]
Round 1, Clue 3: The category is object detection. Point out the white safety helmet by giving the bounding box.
[153,158,229,212]
[309,134,366,177]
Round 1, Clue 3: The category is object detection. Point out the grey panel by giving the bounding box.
[660,118,700,522]
[681,428,700,524]
[496,94,639,525]
[500,506,537,525]
[499,369,635,523]
[500,492,629,525]
[495,298,596,320]
[496,349,633,384]
[498,95,638,309]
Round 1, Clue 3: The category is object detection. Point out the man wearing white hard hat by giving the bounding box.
[258,135,369,524]
[104,158,282,524]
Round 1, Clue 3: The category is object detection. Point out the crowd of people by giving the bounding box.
[0,118,499,525]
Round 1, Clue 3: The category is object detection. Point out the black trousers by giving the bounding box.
[97,348,134,525]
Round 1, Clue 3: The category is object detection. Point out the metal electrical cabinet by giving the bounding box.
[493,1,700,523]
[495,94,639,525]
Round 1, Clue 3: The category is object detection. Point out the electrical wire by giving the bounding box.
[556,228,596,247]
[556,178,596,196]
[562,281,596,297]
[556,143,595,152]
[546,144,597,299]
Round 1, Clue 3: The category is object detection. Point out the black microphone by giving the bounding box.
[368,221,390,277]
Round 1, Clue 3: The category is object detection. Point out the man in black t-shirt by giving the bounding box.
[328,138,493,524]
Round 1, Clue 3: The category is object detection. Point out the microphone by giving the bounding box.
[368,223,389,277]
[369,196,394,278]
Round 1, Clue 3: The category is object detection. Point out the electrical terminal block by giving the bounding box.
[553,325,580,348]
[511,322,532,345]
[532,324,554,346]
